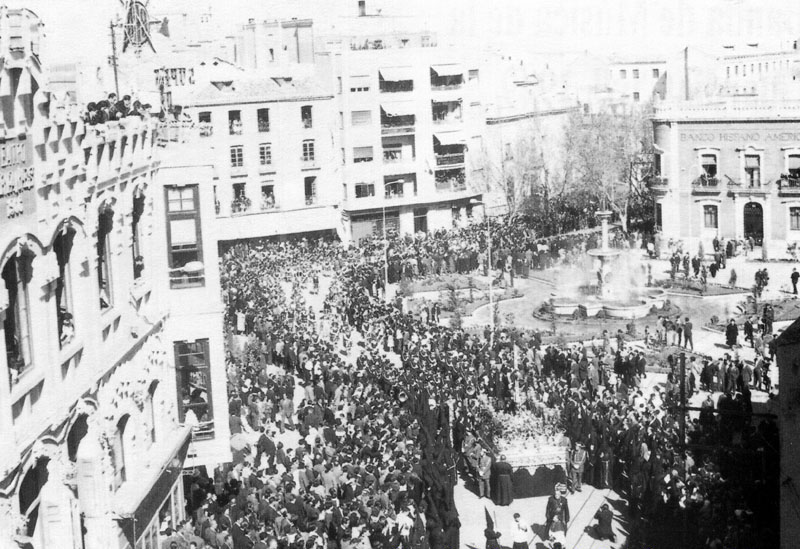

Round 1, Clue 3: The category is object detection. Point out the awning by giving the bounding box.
[115,425,192,545]
[434,131,465,146]
[431,64,463,77]
[381,102,415,117]
[379,67,414,82]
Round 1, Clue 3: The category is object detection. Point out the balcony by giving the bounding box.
[435,168,466,192]
[305,194,318,205]
[778,174,800,195]
[169,263,205,289]
[302,118,313,129]
[198,123,213,137]
[231,196,253,215]
[432,114,463,126]
[435,152,465,167]
[727,178,770,197]
[431,78,464,91]
[229,121,243,135]
[381,115,415,135]
[691,174,721,195]
[380,81,414,93]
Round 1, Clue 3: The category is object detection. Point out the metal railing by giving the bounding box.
[435,152,465,166]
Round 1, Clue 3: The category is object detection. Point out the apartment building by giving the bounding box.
[0,8,197,549]
[177,76,338,242]
[607,58,668,106]
[315,12,483,242]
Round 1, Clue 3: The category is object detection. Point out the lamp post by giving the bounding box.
[471,198,493,338]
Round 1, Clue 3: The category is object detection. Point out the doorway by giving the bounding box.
[743,202,763,244]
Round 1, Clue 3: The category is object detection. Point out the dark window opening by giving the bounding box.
[175,339,214,439]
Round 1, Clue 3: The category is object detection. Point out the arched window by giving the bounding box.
[112,415,129,489]
[19,456,49,537]
[53,228,76,347]
[145,381,158,446]
[132,191,145,280]
[97,206,114,310]
[67,414,89,462]
[3,250,34,383]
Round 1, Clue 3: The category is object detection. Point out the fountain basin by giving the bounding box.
[602,300,653,319]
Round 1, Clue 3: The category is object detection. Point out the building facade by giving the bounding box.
[176,77,339,243]
[0,9,219,549]
[650,99,800,257]
[315,16,483,242]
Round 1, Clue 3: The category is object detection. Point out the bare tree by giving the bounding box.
[470,130,546,218]
[561,106,654,230]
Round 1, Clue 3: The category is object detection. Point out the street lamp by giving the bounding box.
[470,198,493,339]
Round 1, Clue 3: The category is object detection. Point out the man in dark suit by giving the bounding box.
[255,427,276,470]
[544,484,570,540]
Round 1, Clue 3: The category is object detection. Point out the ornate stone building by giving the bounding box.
[0,8,193,549]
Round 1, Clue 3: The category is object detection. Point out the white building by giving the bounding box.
[314,10,483,242]
[172,75,339,242]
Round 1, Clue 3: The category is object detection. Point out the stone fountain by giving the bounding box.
[548,210,666,320]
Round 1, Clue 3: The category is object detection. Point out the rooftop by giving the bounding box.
[652,98,800,122]
[188,77,332,107]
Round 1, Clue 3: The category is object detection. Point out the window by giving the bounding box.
[655,203,663,230]
[304,177,317,204]
[355,182,375,198]
[165,186,204,288]
[337,76,343,94]
[257,108,270,132]
[632,69,639,79]
[791,207,800,231]
[654,154,662,175]
[339,111,344,130]
[413,208,428,233]
[351,110,372,126]
[132,192,145,279]
[230,145,243,167]
[145,382,158,446]
[350,76,370,92]
[353,146,374,163]
[198,111,212,136]
[54,229,76,348]
[788,154,800,178]
[259,143,272,165]
[302,140,315,162]
[633,92,640,102]
[228,110,242,135]
[703,205,718,229]
[97,207,114,310]
[383,144,402,162]
[744,154,760,187]
[3,252,33,382]
[726,66,730,78]
[701,154,717,177]
[469,69,479,82]
[175,339,214,439]
[653,68,660,78]
[260,184,276,210]
[301,105,313,128]
[112,415,129,490]
[619,69,627,79]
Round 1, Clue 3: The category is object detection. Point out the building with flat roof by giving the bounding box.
[650,98,800,257]
[314,11,483,242]
[172,75,339,242]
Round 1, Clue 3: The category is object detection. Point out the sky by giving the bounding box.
[9,0,800,67]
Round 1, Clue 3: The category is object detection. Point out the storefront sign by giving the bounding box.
[0,137,35,220]
[154,67,195,88]
[680,131,800,143]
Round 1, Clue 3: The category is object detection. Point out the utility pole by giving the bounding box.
[110,19,120,98]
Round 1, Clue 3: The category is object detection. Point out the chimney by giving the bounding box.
[358,1,366,16]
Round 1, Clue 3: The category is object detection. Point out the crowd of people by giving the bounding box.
[158,222,778,549]
[82,92,154,125]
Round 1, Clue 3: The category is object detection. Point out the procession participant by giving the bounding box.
[494,455,514,506]
[544,484,570,543]
[510,513,531,549]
